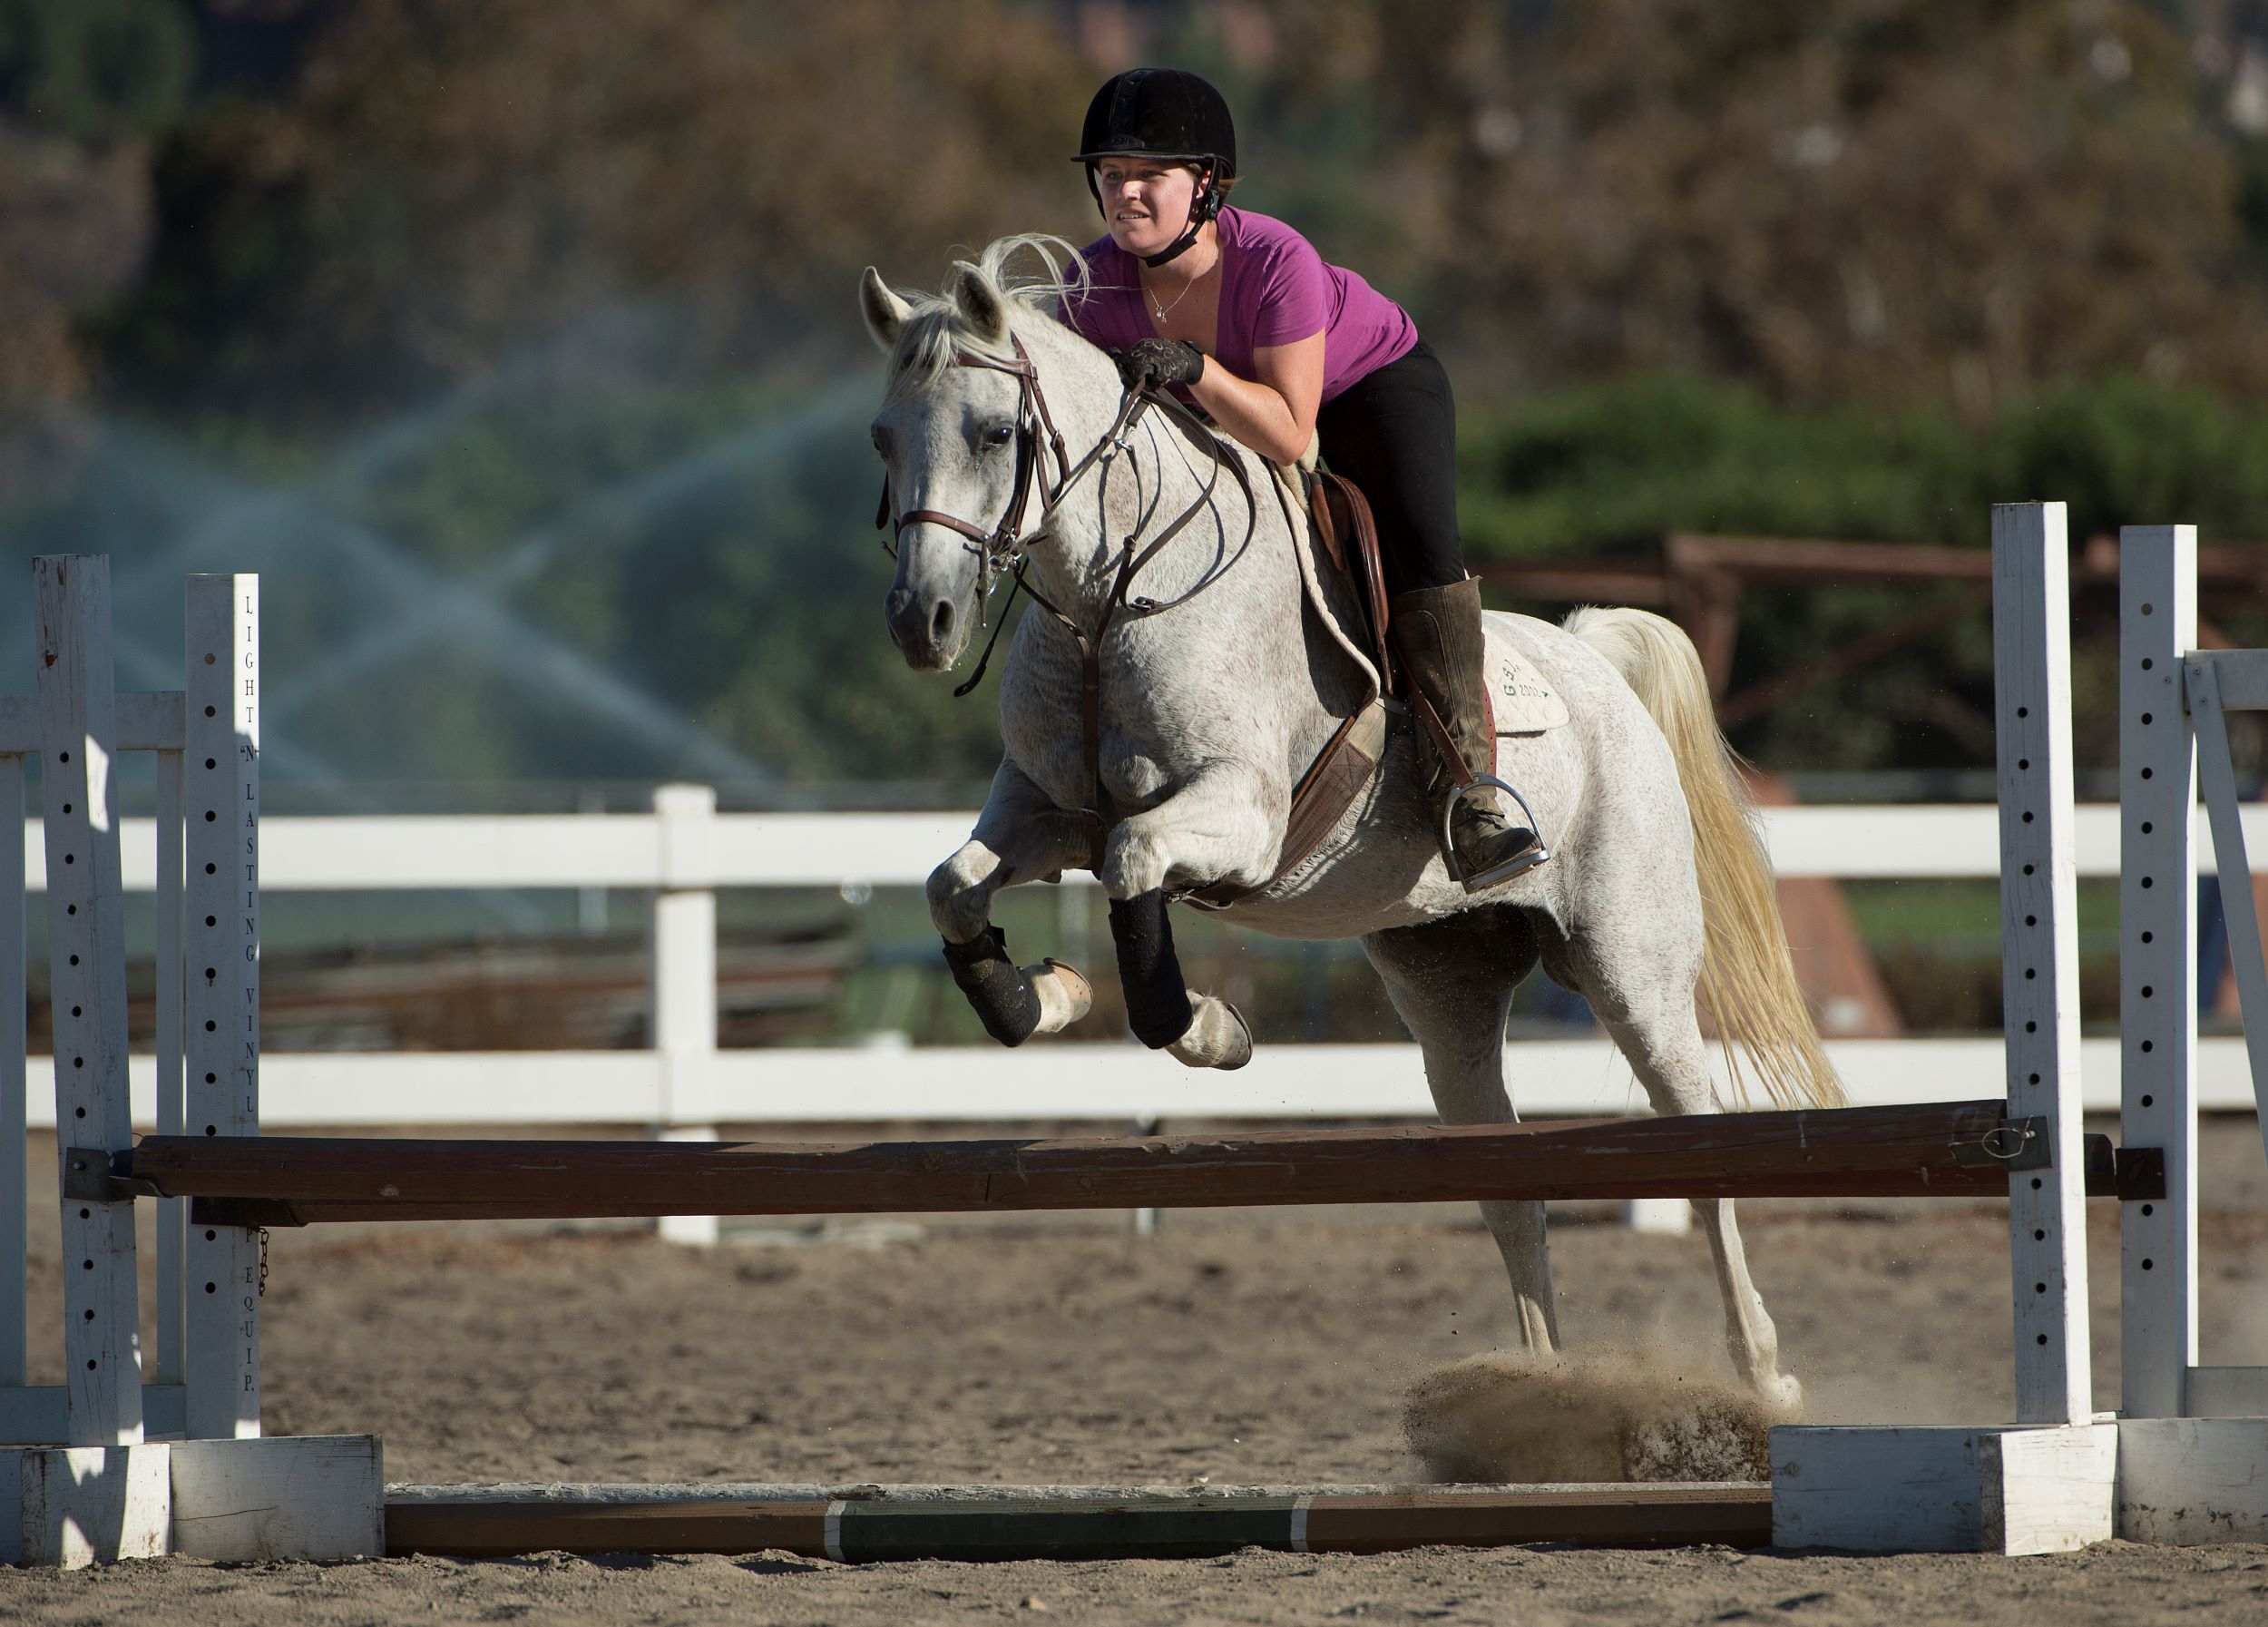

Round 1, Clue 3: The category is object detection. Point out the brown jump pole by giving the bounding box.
[112,1100,2144,1227]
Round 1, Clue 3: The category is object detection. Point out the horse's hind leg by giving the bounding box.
[1363,908,1559,1355]
[1540,929,1802,1410]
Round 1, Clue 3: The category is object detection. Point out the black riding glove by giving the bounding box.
[1115,338,1207,392]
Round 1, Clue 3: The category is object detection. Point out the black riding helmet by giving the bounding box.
[1071,68,1237,269]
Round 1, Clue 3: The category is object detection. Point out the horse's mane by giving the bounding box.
[884,233,1093,402]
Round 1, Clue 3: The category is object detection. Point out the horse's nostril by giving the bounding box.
[932,602,955,644]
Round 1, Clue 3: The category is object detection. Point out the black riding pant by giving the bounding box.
[1314,336,1465,597]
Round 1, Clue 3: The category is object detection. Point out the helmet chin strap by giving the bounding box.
[1140,221,1206,269]
[1142,164,1218,268]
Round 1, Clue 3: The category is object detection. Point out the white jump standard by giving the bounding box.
[2116,524,2268,1540]
[1770,505,2268,1553]
[0,559,380,1566]
[1770,502,2108,1552]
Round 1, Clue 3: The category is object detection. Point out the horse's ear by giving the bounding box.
[861,267,913,352]
[948,260,1010,346]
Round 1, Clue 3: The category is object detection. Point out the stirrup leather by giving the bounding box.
[1440,773,1551,891]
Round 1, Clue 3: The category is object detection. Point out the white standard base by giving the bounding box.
[2,1445,171,1568]
[171,1435,386,1562]
[1,1435,384,1567]
[2117,1416,2268,1544]
[1771,1423,2117,1553]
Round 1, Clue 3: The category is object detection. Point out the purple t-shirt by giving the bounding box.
[1059,206,1418,403]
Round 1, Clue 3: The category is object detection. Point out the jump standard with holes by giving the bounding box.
[1,504,2264,1565]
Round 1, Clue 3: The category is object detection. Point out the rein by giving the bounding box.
[876,333,1258,871]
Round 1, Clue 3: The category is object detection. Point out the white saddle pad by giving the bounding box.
[1485,627,1569,734]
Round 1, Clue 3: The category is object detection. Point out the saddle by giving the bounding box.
[1180,462,1568,909]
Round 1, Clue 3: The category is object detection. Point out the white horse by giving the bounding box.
[860,236,1841,1407]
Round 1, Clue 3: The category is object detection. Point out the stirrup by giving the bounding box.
[1440,773,1551,891]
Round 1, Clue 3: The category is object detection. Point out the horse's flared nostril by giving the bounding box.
[932,601,955,647]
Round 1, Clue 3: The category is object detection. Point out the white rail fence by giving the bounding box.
[14,798,2264,1132]
[24,799,2268,890]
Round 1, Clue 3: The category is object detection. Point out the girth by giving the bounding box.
[1177,697,1388,910]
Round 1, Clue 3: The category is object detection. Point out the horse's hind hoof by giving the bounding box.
[1752,1370,1804,1418]
[1168,993,1253,1071]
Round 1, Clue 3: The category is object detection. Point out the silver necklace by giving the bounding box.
[1144,263,1207,323]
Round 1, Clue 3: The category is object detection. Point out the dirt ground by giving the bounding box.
[5,1119,2268,1624]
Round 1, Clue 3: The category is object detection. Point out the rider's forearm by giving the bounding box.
[1186,360,1313,466]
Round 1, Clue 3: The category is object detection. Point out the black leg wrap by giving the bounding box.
[1110,889,1194,1049]
[940,926,1041,1047]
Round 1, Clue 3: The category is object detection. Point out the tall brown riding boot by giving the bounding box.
[1388,578,1549,890]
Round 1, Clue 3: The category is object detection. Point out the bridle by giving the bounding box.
[875,334,1075,606]
[875,329,1259,868]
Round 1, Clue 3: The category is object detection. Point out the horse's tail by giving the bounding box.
[1562,605,1847,1111]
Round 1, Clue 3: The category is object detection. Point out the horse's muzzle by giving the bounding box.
[886,585,964,672]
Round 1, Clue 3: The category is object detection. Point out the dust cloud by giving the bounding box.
[1402,1346,1790,1483]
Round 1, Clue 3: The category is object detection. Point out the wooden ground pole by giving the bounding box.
[385,1483,1774,1561]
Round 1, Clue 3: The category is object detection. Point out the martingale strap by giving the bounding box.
[1011,387,1260,872]
[881,334,1315,884]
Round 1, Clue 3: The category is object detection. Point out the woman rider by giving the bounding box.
[1058,67,1544,890]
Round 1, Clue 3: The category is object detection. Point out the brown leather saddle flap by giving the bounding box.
[1180,698,1387,910]
[1277,697,1388,871]
[1307,468,1395,696]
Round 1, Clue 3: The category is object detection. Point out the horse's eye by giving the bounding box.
[870,426,889,456]
[984,425,1015,448]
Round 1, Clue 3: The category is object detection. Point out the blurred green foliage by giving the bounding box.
[0,0,194,143]
[15,0,2268,423]
[1461,369,2268,769]
[1460,368,2268,556]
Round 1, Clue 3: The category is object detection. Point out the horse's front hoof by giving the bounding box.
[1168,993,1253,1070]
[1027,959,1093,1034]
